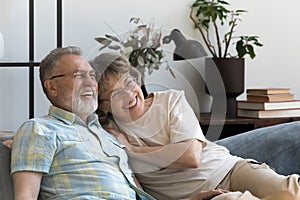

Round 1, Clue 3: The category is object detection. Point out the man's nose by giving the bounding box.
[84,74,98,85]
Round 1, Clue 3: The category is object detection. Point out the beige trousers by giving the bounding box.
[212,159,300,200]
[211,190,296,200]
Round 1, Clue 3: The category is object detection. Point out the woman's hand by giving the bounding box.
[184,189,229,200]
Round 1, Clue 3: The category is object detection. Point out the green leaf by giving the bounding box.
[129,50,139,67]
[246,44,256,59]
[98,45,109,51]
[105,34,120,42]
[154,64,160,70]
[254,41,263,47]
[95,37,112,46]
[129,17,140,24]
[218,0,230,6]
[147,48,158,59]
[140,35,148,47]
[137,55,145,66]
[124,39,139,49]
[148,64,154,75]
[136,24,147,29]
[108,45,121,50]
[236,9,247,13]
[236,40,247,58]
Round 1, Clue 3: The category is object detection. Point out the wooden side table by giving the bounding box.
[199,113,300,139]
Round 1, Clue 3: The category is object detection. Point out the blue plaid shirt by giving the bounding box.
[11,106,155,200]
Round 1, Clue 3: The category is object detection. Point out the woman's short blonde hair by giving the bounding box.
[90,52,141,97]
[89,52,142,126]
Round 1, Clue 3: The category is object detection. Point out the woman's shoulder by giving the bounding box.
[152,89,186,106]
[153,89,185,98]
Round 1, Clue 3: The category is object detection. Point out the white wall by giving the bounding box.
[1,0,300,131]
[230,0,300,100]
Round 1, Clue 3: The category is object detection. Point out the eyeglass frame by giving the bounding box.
[98,76,139,102]
[48,70,99,81]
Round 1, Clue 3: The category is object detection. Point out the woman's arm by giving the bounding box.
[183,189,229,200]
[109,128,203,168]
[130,139,203,168]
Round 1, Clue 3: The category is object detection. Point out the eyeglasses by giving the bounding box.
[99,77,138,102]
[49,70,99,81]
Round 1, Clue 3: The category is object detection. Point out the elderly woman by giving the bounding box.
[90,52,300,200]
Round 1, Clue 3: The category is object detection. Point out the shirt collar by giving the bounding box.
[48,106,100,127]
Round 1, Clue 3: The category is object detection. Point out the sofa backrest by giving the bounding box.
[0,142,14,200]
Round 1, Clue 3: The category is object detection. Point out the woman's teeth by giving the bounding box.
[124,96,137,109]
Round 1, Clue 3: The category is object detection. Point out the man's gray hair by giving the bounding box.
[39,46,82,95]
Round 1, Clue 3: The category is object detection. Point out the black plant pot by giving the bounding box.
[205,58,245,116]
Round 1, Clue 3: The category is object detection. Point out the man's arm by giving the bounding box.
[12,171,43,200]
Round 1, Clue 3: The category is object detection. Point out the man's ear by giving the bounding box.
[44,80,58,97]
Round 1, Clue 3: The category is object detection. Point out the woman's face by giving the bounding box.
[99,73,145,122]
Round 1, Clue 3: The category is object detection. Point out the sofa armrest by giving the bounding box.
[0,142,14,200]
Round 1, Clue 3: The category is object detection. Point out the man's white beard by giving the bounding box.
[75,97,97,116]
[72,86,98,117]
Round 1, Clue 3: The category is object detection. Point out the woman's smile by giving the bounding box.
[123,95,138,109]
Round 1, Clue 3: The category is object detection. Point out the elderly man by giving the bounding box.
[11,46,155,200]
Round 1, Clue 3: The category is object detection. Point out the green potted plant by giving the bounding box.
[189,0,263,115]
[94,17,175,97]
[190,0,263,59]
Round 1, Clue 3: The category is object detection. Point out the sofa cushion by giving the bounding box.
[0,142,14,200]
[216,121,300,175]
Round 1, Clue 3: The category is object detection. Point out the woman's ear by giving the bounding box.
[44,80,58,97]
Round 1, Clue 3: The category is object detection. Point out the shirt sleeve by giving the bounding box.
[11,120,57,174]
[168,90,206,143]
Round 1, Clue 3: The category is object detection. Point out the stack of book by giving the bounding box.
[237,88,300,118]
